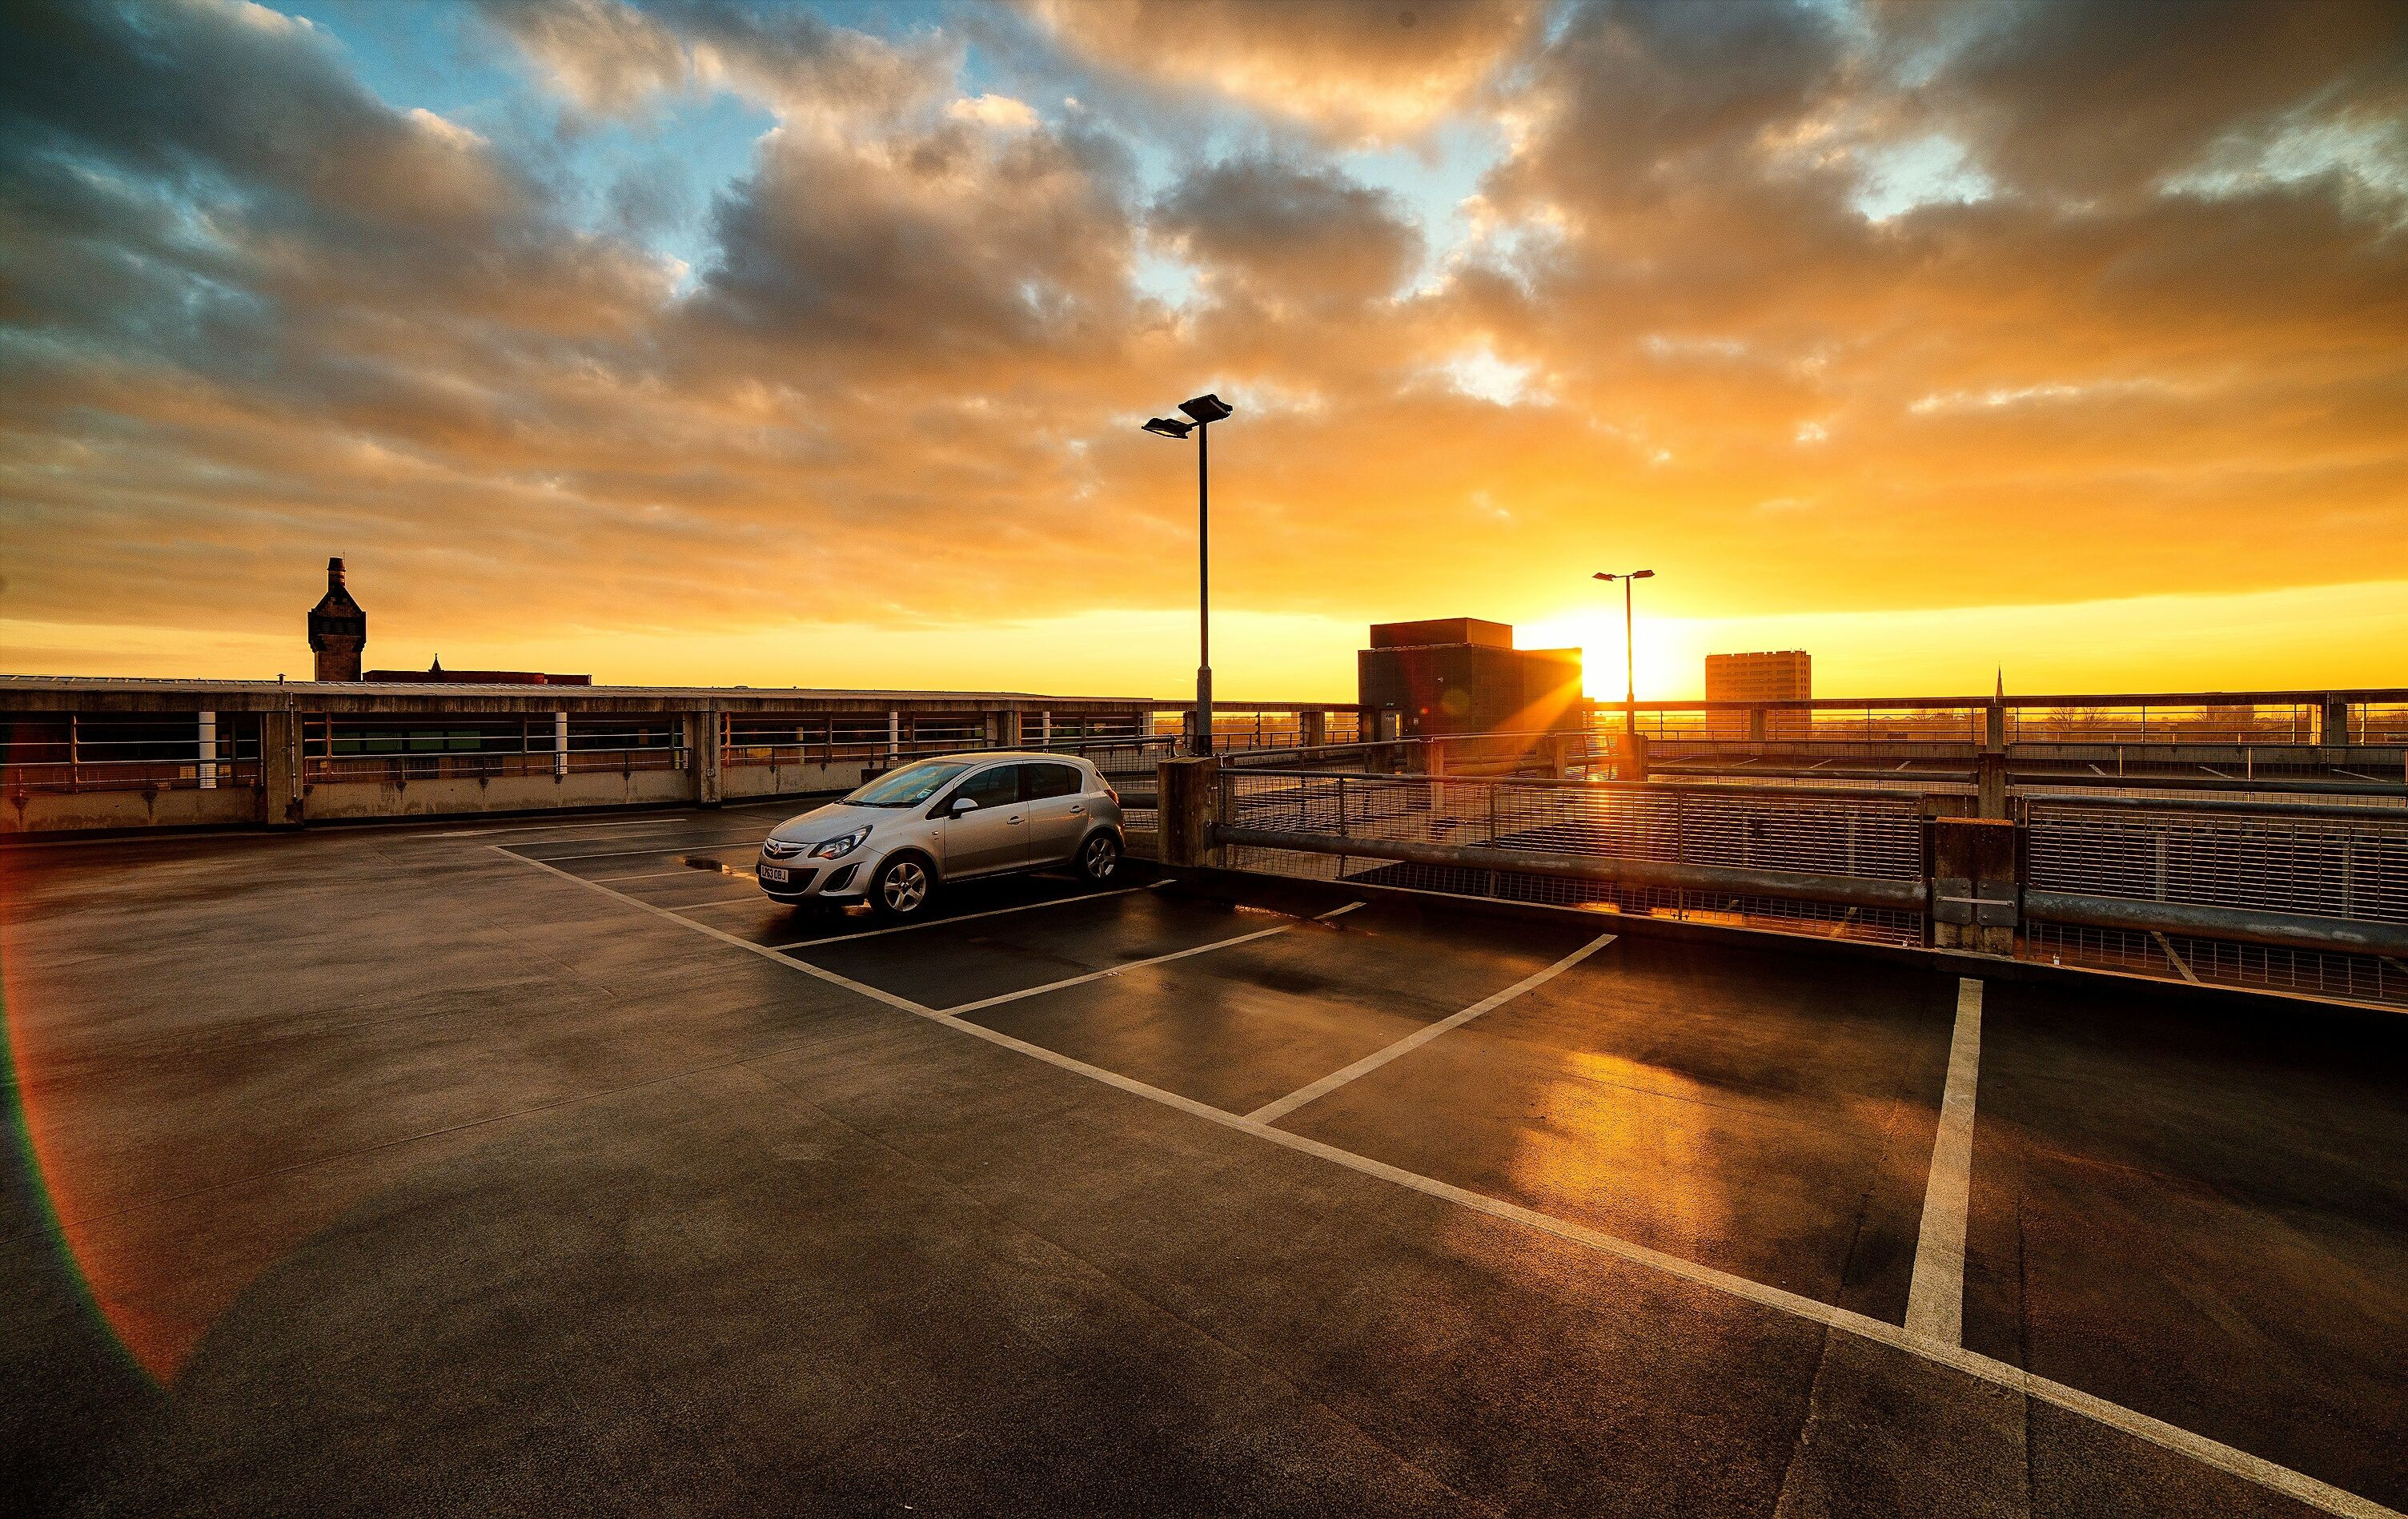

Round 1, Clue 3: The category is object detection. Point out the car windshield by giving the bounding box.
[845,760,972,808]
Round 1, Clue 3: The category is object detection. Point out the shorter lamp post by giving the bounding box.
[1592,569,1655,739]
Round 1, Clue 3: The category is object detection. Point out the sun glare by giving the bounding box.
[1516,610,1693,702]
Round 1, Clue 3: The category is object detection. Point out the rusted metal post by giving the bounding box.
[1157,755,1222,868]
[1932,816,2019,954]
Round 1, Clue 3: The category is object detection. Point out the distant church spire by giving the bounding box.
[1995,666,2005,700]
[307,557,366,681]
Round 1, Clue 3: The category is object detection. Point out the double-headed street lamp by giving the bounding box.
[1592,569,1656,737]
[1142,392,1235,755]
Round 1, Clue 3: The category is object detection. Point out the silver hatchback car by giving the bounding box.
[757,752,1125,920]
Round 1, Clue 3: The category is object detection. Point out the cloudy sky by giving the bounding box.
[2,0,2403,699]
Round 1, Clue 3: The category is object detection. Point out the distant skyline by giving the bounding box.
[4,0,2406,699]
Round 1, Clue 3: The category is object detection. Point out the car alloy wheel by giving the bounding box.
[1081,834,1118,882]
[880,859,929,914]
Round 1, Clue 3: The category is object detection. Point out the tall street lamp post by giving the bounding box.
[1591,569,1656,738]
[1143,393,1235,755]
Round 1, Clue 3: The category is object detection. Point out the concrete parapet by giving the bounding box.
[1976,752,2009,819]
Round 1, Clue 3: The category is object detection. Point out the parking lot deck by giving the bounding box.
[4,802,2403,1517]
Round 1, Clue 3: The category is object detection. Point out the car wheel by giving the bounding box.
[1075,831,1121,886]
[870,855,934,919]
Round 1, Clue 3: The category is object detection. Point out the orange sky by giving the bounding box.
[2,0,2404,699]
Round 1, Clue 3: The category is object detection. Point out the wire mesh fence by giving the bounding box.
[2024,921,2408,1005]
[2025,802,2408,925]
[1218,770,1929,946]
[1222,770,1927,880]
[1214,842,1926,946]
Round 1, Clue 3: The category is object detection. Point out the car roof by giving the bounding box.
[960,750,1094,765]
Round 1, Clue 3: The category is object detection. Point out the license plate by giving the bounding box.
[758,865,789,884]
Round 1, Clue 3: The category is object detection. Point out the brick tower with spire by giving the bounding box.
[307,557,366,681]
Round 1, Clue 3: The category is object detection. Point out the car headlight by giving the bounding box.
[810,826,872,860]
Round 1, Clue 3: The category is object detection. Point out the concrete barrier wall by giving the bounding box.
[299,769,694,822]
[6,786,264,835]
[723,761,866,799]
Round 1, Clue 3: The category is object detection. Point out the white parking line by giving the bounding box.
[939,924,1297,1018]
[496,846,929,1014]
[1246,931,1615,1124]
[492,852,2398,1519]
[770,881,1170,950]
[2153,930,2202,984]
[647,892,773,913]
[430,818,686,840]
[592,866,742,883]
[1905,978,1984,1345]
[513,843,754,864]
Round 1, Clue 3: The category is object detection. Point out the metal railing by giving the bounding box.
[1585,690,2407,750]
[3,714,263,794]
[1200,763,2408,1001]
[1216,769,1931,946]
[2024,799,2408,947]
[303,715,684,784]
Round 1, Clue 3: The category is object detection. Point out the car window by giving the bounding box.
[847,760,970,807]
[1024,762,1082,800]
[947,764,1021,812]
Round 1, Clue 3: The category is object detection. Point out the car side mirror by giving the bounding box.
[949,795,980,814]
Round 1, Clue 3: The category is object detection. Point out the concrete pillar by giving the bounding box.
[1619,731,1650,783]
[1985,700,2006,750]
[1041,710,1053,748]
[1300,709,1327,748]
[1748,705,1768,742]
[887,709,901,763]
[692,705,724,806]
[1932,816,2020,955]
[1157,756,1222,868]
[553,709,568,779]
[259,708,303,829]
[1976,752,2009,819]
[198,709,217,790]
[2322,694,2353,745]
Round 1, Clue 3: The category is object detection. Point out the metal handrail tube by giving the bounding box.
[1214,826,1927,910]
[2023,890,2408,957]
[2024,794,2408,822]
[1230,767,1936,805]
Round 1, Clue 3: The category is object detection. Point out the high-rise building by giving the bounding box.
[307,557,366,682]
[1704,650,1810,737]
[1358,618,1584,737]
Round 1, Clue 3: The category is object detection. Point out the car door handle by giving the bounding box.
[1069,805,1086,814]
[1005,815,1024,825]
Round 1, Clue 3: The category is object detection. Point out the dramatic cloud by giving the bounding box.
[1153,154,1423,305]
[2,0,2403,693]
[1021,0,1542,143]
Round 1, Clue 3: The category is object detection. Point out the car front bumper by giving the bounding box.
[756,849,873,904]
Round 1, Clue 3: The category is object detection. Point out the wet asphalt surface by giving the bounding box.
[2,800,2403,1517]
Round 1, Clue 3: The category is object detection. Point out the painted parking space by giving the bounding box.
[1965,979,2408,1513]
[1268,934,1961,1320]
[788,886,1267,1010]
[957,904,1611,1114]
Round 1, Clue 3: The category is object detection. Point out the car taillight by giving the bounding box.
[1103,785,1118,803]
